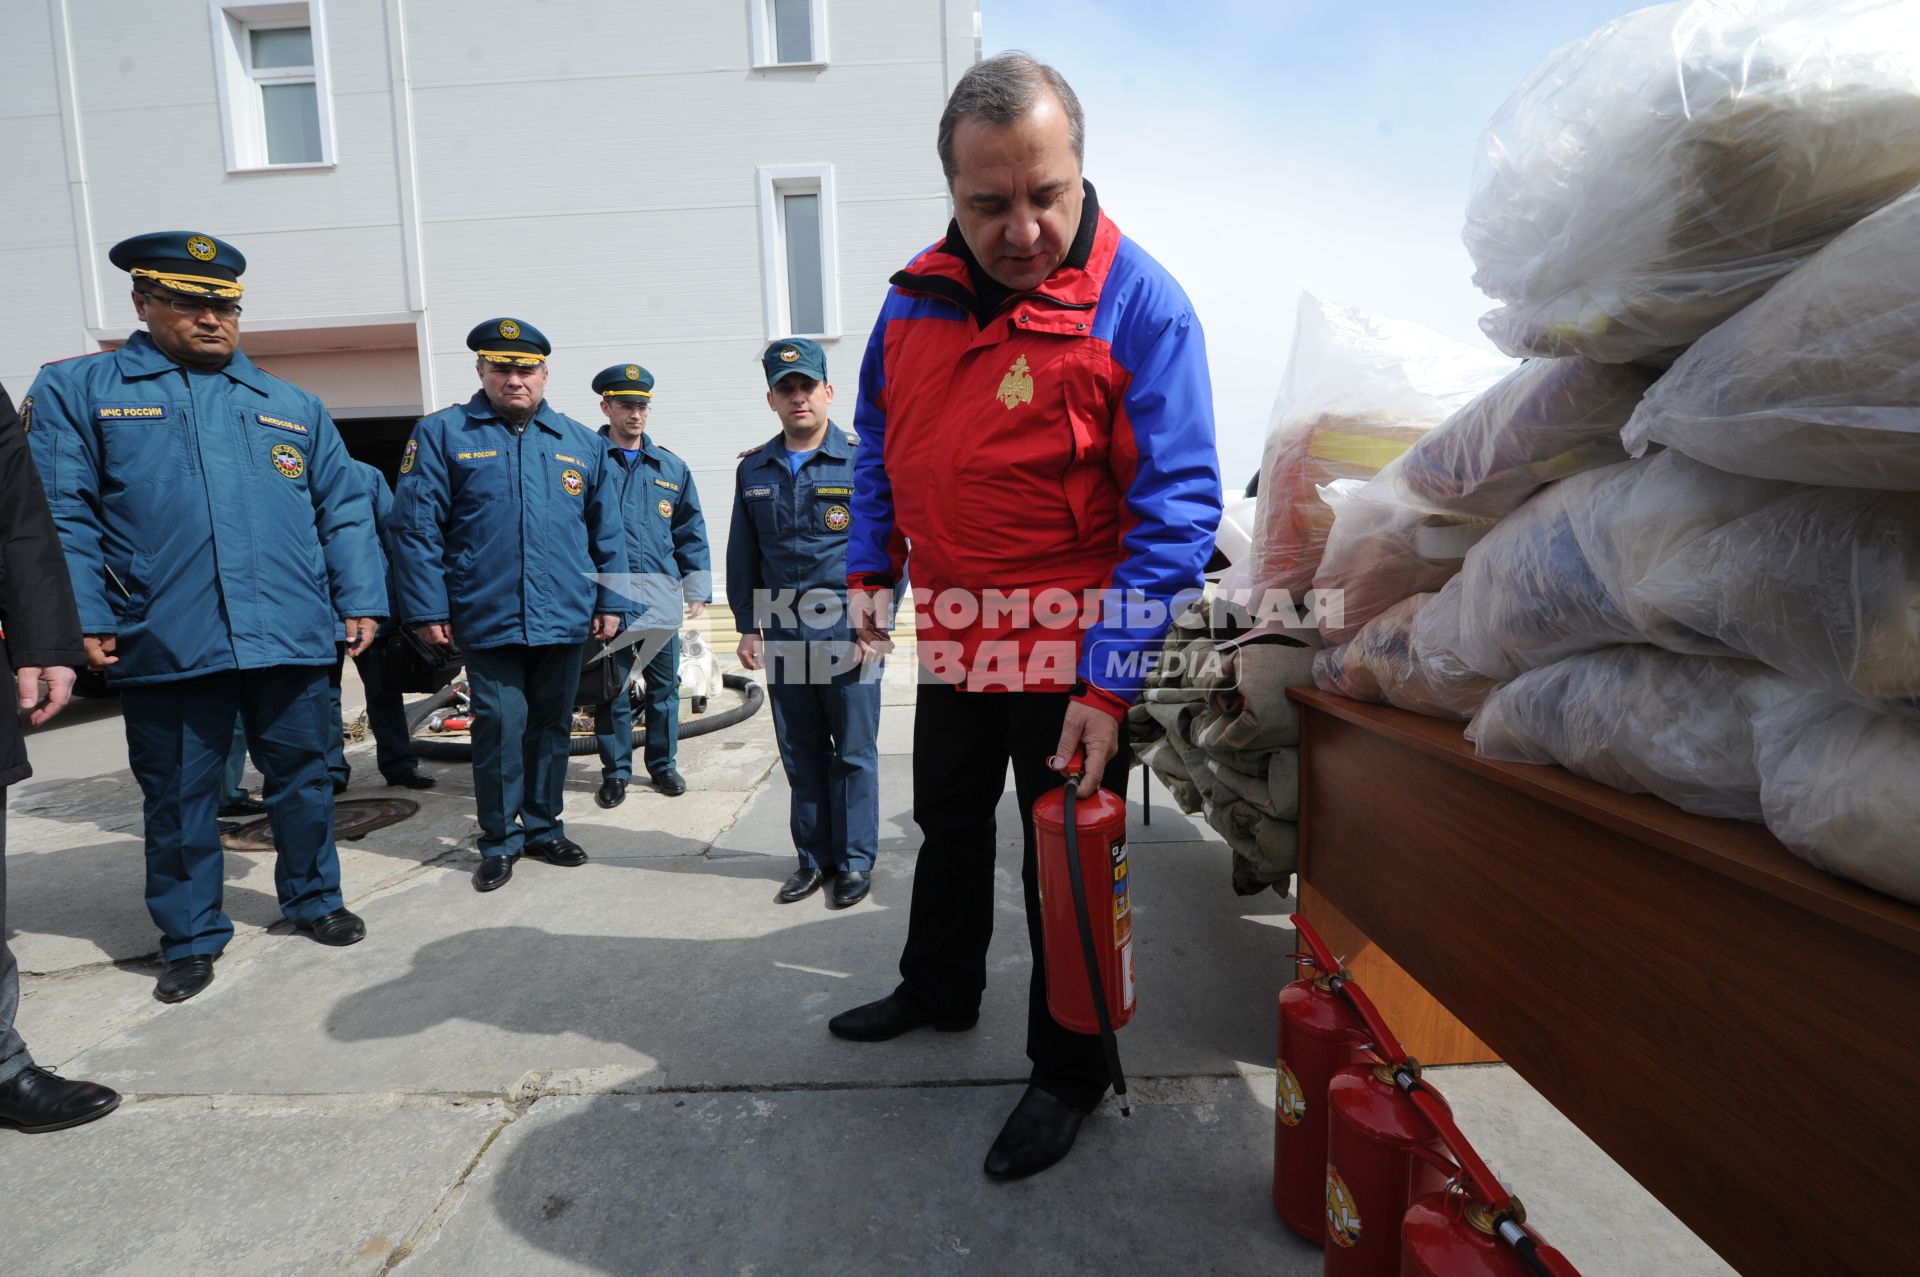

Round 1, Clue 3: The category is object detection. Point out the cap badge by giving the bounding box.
[625,365,640,380]
[996,355,1034,410]
[779,347,799,363]
[499,320,521,340]
[186,235,216,262]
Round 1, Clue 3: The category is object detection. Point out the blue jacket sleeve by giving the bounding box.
[584,449,629,616]
[1077,308,1222,704]
[389,420,452,625]
[724,463,763,634]
[23,368,117,635]
[846,300,906,585]
[306,406,386,619]
[672,467,712,605]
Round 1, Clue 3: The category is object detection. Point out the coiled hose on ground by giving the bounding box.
[405,670,765,760]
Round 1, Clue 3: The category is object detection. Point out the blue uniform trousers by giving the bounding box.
[221,718,250,805]
[592,630,679,782]
[352,647,421,779]
[323,646,350,789]
[764,631,882,873]
[1,799,32,1086]
[466,643,583,858]
[121,666,345,961]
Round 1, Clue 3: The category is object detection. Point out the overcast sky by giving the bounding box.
[979,0,1649,487]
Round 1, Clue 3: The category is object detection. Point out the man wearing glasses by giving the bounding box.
[391,320,627,893]
[24,231,385,1004]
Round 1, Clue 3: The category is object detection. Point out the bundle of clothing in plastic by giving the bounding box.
[1270,0,1920,907]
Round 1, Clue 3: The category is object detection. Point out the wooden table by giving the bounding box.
[1289,687,1920,1277]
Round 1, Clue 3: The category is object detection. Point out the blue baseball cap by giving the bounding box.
[762,337,827,387]
[109,231,246,299]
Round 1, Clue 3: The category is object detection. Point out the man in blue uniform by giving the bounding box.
[390,320,627,893]
[589,363,710,809]
[26,232,386,1003]
[344,459,435,791]
[727,339,882,908]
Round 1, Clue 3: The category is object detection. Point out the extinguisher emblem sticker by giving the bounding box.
[1275,1062,1307,1127]
[1111,842,1130,941]
[1326,1165,1362,1248]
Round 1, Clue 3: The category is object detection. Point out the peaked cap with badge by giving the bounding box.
[468,318,551,367]
[762,337,828,388]
[108,231,247,299]
[593,364,655,399]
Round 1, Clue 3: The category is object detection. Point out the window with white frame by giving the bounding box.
[748,0,828,67]
[211,2,337,170]
[756,165,840,339]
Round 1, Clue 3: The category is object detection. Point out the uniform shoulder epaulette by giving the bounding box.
[737,445,760,458]
[844,431,859,446]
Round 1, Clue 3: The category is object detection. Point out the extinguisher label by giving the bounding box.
[1326,1165,1362,1248]
[1111,840,1130,945]
[1275,1062,1306,1127]
[1120,939,1135,1009]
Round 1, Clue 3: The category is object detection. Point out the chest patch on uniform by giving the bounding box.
[814,485,852,497]
[561,468,585,496]
[823,504,850,532]
[555,453,583,465]
[656,497,673,518]
[400,438,419,474]
[18,395,30,434]
[94,403,169,422]
[743,486,772,500]
[255,413,309,435]
[653,478,681,492]
[271,442,305,479]
[997,355,1035,410]
[456,449,498,462]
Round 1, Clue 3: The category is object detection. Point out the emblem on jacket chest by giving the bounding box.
[996,355,1034,410]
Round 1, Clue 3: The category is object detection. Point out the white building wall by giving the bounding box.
[4,0,973,588]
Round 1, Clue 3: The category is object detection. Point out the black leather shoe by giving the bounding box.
[828,993,977,1041]
[525,837,588,868]
[472,855,516,892]
[217,797,267,817]
[297,907,366,947]
[594,777,628,809]
[0,1067,121,1133]
[651,768,687,797]
[776,868,825,904]
[830,871,872,908]
[983,1086,1087,1181]
[384,771,437,791]
[154,955,216,1004]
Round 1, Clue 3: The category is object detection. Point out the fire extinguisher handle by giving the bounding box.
[1062,747,1087,779]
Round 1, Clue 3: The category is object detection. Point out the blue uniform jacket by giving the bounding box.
[600,428,711,629]
[25,332,385,686]
[726,422,861,635]
[353,459,402,637]
[389,392,627,650]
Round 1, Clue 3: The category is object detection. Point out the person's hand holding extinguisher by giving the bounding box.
[1049,700,1119,799]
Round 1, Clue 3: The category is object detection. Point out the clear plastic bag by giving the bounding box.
[1466,646,1792,822]
[1623,187,1920,491]
[1750,688,1920,905]
[1312,579,1496,720]
[1631,486,1920,717]
[1393,357,1656,519]
[1249,295,1511,602]
[1467,0,1920,363]
[1310,478,1496,644]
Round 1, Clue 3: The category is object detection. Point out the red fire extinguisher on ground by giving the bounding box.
[1397,1082,1582,1277]
[1274,920,1368,1243]
[1033,749,1133,1115]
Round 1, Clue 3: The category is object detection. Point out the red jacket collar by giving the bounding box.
[893,193,1122,316]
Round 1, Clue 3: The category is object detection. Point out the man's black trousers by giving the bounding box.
[895,680,1130,1112]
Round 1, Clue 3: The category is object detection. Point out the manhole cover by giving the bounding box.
[222,797,421,851]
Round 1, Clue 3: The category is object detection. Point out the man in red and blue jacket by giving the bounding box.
[828,53,1223,1180]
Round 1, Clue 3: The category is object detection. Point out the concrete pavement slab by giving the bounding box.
[1425,1064,1735,1276]
[0,1098,505,1277]
[393,1078,1316,1277]
[64,838,1292,1097]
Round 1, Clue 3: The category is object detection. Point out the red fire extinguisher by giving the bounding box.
[1033,748,1133,1115]
[1274,919,1368,1243]
[1325,1058,1454,1276]
[1397,1082,1583,1277]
